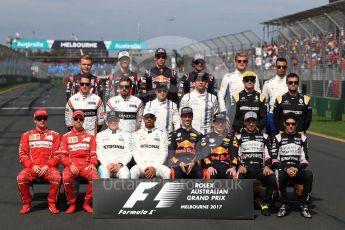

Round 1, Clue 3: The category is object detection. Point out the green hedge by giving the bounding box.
[311,96,345,121]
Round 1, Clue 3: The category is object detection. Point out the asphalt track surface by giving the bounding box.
[0,83,344,230]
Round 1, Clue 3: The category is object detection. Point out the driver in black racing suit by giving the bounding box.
[103,51,141,105]
[65,54,102,101]
[271,112,313,218]
[233,111,275,216]
[168,107,203,179]
[178,53,216,100]
[140,48,178,104]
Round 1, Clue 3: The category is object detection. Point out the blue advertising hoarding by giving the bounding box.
[11,39,53,49]
[11,39,147,51]
[105,41,147,50]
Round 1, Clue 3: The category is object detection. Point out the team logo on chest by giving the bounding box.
[68,136,78,143]
[29,134,40,141]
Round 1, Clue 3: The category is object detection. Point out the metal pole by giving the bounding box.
[72,33,83,56]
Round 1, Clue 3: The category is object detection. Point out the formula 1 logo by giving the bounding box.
[123,182,186,209]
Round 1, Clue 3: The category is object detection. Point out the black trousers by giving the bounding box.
[238,167,276,204]
[277,169,313,205]
[209,161,233,179]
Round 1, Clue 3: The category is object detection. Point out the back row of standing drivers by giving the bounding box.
[64,51,311,138]
[65,49,216,107]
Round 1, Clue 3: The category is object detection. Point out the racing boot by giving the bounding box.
[260,204,271,216]
[277,204,287,217]
[19,204,31,214]
[48,203,60,214]
[65,203,76,214]
[300,204,312,218]
[83,202,93,213]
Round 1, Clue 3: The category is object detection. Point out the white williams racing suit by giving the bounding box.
[65,92,105,135]
[106,95,143,133]
[180,90,219,135]
[262,75,288,135]
[262,75,288,113]
[96,129,132,179]
[142,99,180,133]
[218,69,261,113]
[130,127,170,179]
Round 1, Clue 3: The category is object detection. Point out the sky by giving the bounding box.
[0,0,328,48]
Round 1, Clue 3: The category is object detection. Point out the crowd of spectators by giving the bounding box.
[47,62,115,78]
[259,32,345,70]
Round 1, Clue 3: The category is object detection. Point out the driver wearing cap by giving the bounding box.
[130,109,171,179]
[168,107,204,179]
[104,50,141,103]
[200,112,237,179]
[178,53,216,100]
[60,110,99,214]
[142,83,180,133]
[141,48,179,103]
[230,71,267,133]
[96,111,132,179]
[17,109,61,214]
[179,73,219,135]
[233,111,274,216]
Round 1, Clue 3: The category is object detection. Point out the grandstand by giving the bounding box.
[0,45,33,86]
[261,0,345,72]
[260,0,345,121]
[166,1,344,121]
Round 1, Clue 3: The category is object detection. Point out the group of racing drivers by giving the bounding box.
[17,49,313,219]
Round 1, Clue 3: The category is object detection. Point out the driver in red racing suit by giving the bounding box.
[60,110,99,214]
[17,109,61,214]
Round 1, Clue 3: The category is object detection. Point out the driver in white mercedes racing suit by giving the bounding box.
[130,109,171,179]
[96,111,132,179]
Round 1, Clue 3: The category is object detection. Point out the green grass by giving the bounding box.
[309,115,345,139]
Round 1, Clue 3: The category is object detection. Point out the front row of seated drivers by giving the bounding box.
[17,108,313,218]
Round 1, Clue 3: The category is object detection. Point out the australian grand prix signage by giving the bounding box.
[51,40,107,49]
[93,179,254,219]
[11,39,147,50]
